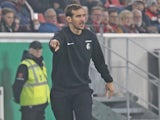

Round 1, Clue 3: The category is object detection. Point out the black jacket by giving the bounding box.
[49,27,113,91]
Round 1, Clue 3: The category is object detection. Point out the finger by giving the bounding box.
[55,46,59,52]
[105,91,113,99]
[108,90,114,98]
[54,41,60,52]
[105,90,111,99]
[50,40,60,51]
[105,91,108,97]
[50,39,57,46]
[53,42,57,49]
[105,86,114,99]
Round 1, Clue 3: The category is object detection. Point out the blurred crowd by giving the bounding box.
[0,0,160,33]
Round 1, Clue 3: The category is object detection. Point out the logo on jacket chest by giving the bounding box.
[85,40,92,50]
[86,43,91,50]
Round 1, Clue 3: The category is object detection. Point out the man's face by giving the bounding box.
[122,14,133,26]
[133,3,145,11]
[68,8,86,30]
[46,11,57,25]
[103,11,109,24]
[157,0,160,10]
[30,48,42,58]
[137,4,145,11]
[148,5,157,13]
[91,9,103,24]
[3,12,15,26]
[109,12,119,25]
[133,12,142,26]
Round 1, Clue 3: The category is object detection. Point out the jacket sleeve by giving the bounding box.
[91,34,113,83]
[12,64,28,104]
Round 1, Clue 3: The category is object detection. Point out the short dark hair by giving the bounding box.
[91,6,104,14]
[64,4,83,17]
[108,8,118,15]
[2,7,15,16]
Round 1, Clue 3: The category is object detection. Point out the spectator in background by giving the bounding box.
[157,0,160,15]
[132,9,149,33]
[108,9,123,33]
[157,0,160,14]
[145,0,160,32]
[38,8,60,33]
[145,0,158,26]
[13,16,20,32]
[102,9,110,26]
[157,0,160,31]
[119,9,138,33]
[53,2,63,15]
[53,2,65,24]
[1,0,34,32]
[89,6,118,33]
[126,0,144,11]
[83,5,94,31]
[0,7,15,32]
[83,6,89,22]
[126,0,151,26]
[101,9,114,32]
[50,0,65,11]
[88,6,104,33]
[137,0,147,7]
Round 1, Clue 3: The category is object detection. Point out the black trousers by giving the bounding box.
[21,103,47,120]
[51,88,93,120]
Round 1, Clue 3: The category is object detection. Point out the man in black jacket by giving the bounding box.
[49,4,114,120]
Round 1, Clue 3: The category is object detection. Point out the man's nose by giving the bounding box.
[81,16,86,22]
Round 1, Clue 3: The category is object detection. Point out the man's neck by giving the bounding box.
[69,25,82,35]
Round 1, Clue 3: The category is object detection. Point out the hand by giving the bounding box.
[105,82,114,98]
[106,24,114,32]
[50,39,60,52]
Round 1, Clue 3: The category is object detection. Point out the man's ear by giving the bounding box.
[66,16,72,23]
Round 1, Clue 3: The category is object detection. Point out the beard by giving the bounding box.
[74,22,85,30]
[136,21,142,27]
